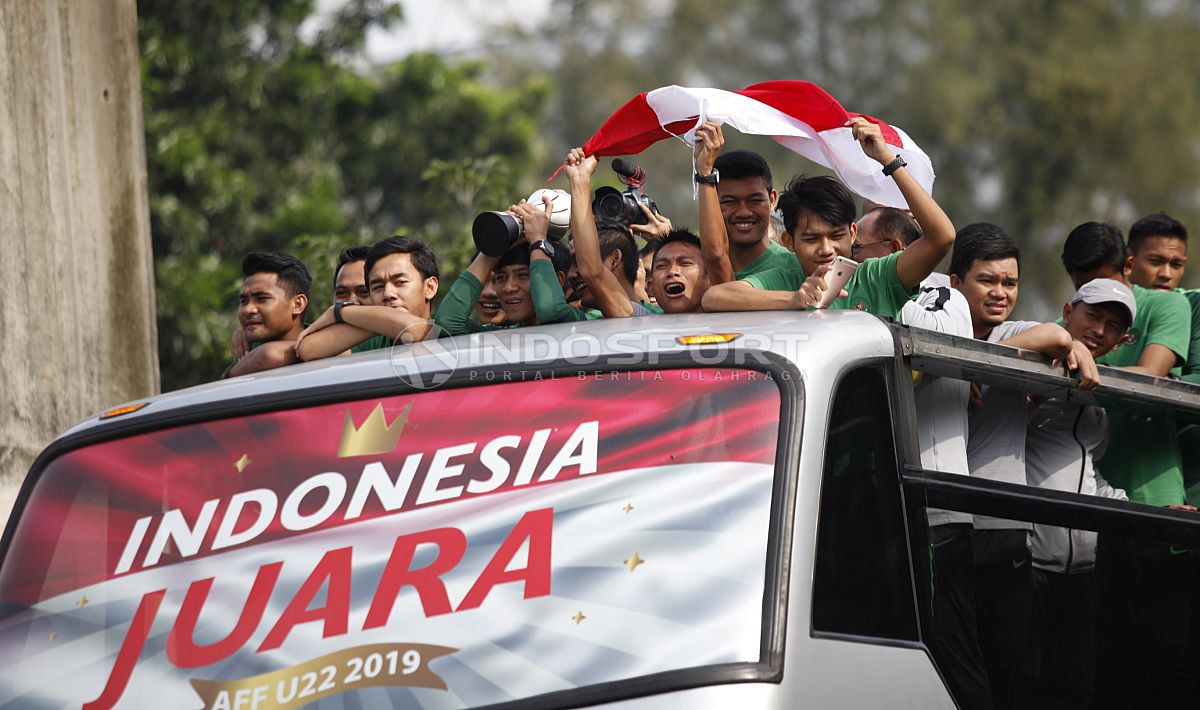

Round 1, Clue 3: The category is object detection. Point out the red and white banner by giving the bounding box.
[581,80,935,208]
[0,370,783,709]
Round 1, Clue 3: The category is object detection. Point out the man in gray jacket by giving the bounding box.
[1026,278,1135,709]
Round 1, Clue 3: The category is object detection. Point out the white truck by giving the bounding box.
[0,310,1196,709]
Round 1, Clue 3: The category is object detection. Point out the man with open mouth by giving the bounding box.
[650,229,709,314]
[562,148,662,319]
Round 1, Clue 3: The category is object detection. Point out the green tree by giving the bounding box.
[139,0,550,390]
[899,0,1200,313]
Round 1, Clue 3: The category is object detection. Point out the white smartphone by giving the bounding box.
[816,256,859,308]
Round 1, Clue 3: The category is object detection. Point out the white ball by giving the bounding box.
[527,188,572,237]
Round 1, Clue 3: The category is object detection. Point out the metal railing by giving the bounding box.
[888,322,1200,544]
[894,323,1200,419]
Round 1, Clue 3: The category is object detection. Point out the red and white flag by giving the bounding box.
[579,80,935,208]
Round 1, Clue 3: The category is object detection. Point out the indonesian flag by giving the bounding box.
[580,80,935,208]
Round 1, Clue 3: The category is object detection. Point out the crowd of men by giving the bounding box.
[222,118,1200,709]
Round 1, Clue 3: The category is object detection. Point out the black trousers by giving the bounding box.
[929,524,993,710]
[972,528,1035,710]
[1031,568,1096,710]
[1095,535,1196,709]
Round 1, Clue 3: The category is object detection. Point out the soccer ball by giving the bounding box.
[527,188,572,237]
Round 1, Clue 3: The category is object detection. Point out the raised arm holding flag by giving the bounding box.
[575,80,935,209]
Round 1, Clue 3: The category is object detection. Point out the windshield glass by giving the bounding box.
[0,368,784,708]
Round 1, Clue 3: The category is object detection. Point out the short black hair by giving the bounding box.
[1129,212,1188,253]
[334,245,371,288]
[495,244,530,271]
[712,149,773,191]
[549,240,572,276]
[652,228,702,261]
[778,175,856,234]
[1061,222,1125,275]
[596,221,639,284]
[493,239,571,278]
[242,252,312,304]
[949,223,1020,279]
[863,207,922,246]
[364,236,439,284]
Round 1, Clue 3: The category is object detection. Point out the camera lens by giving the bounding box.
[596,194,624,220]
[472,211,523,257]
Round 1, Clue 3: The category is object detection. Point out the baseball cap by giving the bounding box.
[1071,278,1136,324]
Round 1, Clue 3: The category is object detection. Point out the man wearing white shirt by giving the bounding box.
[1026,278,1133,709]
[858,209,991,709]
[948,223,1099,710]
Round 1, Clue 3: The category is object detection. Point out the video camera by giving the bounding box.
[591,158,658,230]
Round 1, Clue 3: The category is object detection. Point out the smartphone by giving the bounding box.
[816,256,859,308]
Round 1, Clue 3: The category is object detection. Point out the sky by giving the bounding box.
[313,0,552,64]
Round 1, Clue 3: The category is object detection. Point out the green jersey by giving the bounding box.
[1176,288,1200,379]
[1174,288,1200,504]
[735,241,805,281]
[742,251,915,320]
[434,271,518,335]
[351,335,390,353]
[1095,284,1191,506]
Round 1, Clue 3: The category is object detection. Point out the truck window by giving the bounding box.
[0,368,788,709]
[812,366,919,642]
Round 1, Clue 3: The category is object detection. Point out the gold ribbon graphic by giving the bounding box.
[189,643,456,710]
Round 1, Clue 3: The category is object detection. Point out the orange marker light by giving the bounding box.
[99,403,148,420]
[675,333,742,346]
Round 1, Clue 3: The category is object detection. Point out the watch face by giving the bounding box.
[535,240,555,256]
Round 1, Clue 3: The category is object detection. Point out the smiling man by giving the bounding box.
[435,196,575,334]
[1026,279,1134,710]
[690,124,793,283]
[475,273,505,326]
[948,223,1095,710]
[333,245,372,305]
[702,118,955,316]
[222,252,311,378]
[295,236,440,359]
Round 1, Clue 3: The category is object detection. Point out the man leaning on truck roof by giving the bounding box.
[223,251,311,379]
[296,236,441,360]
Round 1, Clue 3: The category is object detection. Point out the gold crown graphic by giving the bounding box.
[337,402,412,458]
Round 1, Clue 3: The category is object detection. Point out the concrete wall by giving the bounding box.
[0,1,157,529]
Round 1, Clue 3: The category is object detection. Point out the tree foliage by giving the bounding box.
[143,0,1200,391]
[140,0,550,390]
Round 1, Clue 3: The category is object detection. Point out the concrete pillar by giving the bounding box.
[0,1,157,528]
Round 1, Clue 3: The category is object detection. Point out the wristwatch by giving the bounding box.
[333,300,356,324]
[694,169,720,185]
[882,155,907,177]
[530,239,556,257]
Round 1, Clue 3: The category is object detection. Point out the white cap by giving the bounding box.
[1071,278,1136,324]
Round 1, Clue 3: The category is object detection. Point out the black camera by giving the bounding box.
[472,189,571,257]
[591,158,658,229]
